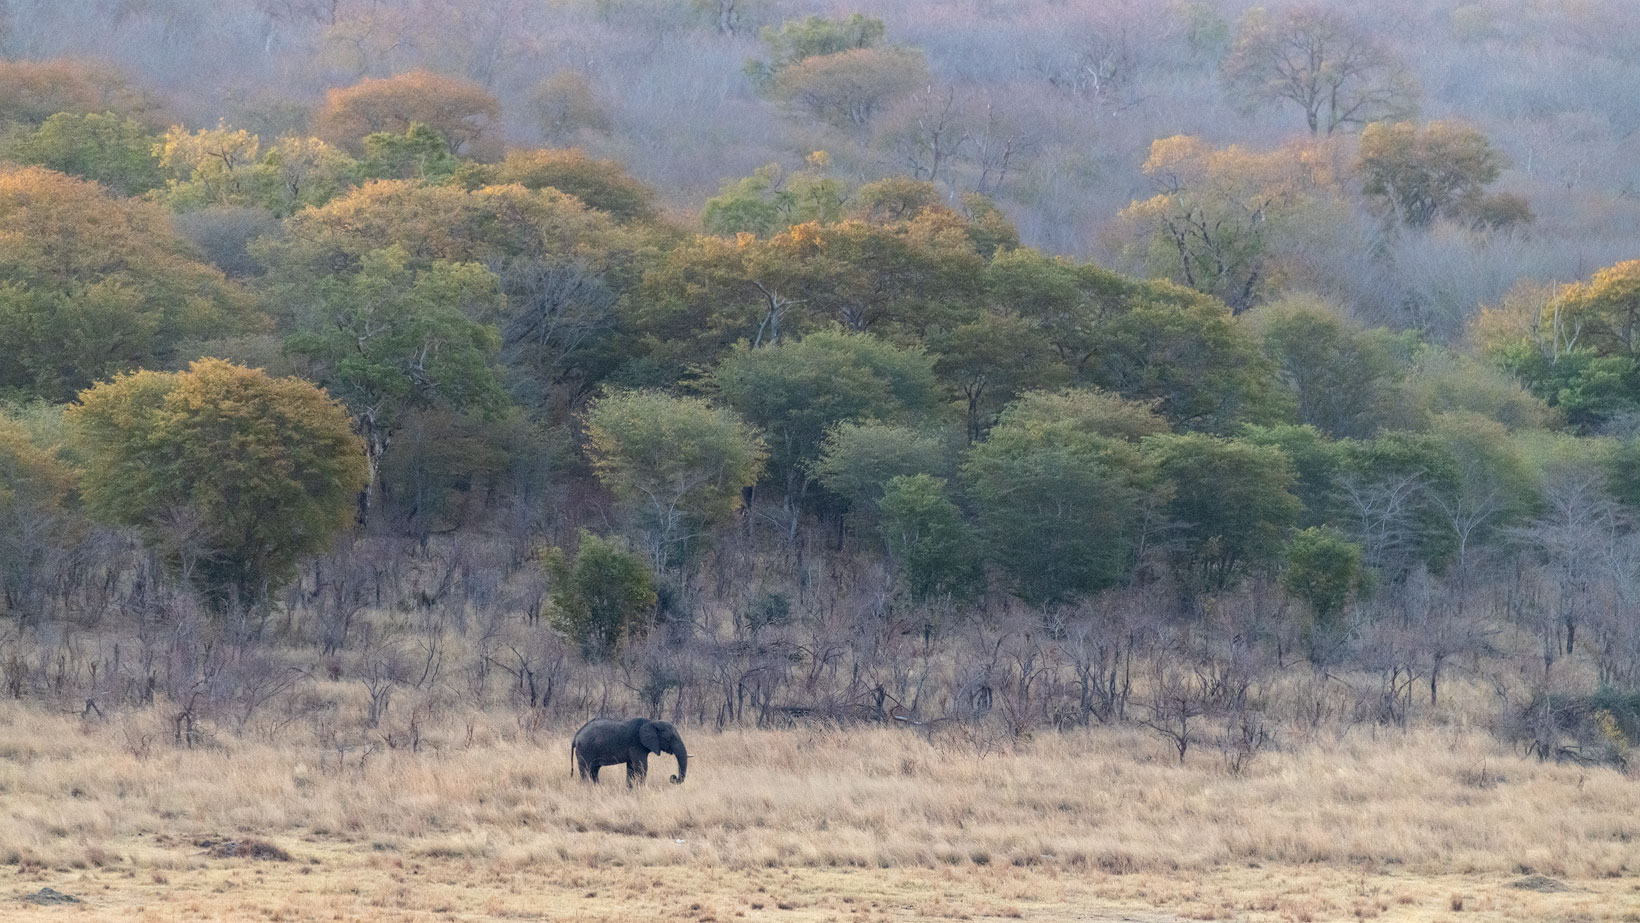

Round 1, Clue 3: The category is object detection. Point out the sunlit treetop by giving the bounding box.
[0,166,260,400]
[260,178,622,277]
[0,58,162,129]
[1358,120,1528,229]
[490,149,658,223]
[315,69,503,160]
[68,359,366,609]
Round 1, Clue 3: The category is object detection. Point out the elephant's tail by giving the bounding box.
[569,742,576,779]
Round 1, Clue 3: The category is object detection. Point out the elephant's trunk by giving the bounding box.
[669,741,687,784]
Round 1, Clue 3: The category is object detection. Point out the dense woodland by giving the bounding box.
[2,0,1640,768]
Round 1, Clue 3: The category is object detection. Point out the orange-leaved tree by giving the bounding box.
[315,69,502,158]
[0,58,161,129]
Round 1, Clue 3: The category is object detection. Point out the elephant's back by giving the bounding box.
[571,717,620,743]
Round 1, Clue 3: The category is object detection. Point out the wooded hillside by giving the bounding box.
[1,1,1638,770]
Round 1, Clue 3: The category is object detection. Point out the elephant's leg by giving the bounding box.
[589,764,601,784]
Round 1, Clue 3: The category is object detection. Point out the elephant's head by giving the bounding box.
[638,720,687,784]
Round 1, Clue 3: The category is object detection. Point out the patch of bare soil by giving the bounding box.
[198,837,292,860]
[1509,874,1572,892]
[18,887,79,905]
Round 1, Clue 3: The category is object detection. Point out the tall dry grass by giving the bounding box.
[1,701,1633,881]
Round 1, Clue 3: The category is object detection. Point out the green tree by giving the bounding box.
[357,123,464,183]
[154,121,263,207]
[0,408,81,623]
[712,329,941,507]
[260,178,620,275]
[963,438,1144,607]
[1425,412,1538,573]
[249,135,359,215]
[1544,261,1640,359]
[583,389,766,567]
[812,421,950,528]
[2,111,162,195]
[1281,526,1364,659]
[1084,284,1286,431]
[546,530,657,655]
[769,217,987,339]
[68,360,366,609]
[931,312,1066,443]
[1476,266,1640,431]
[1222,6,1417,136]
[258,178,630,417]
[282,247,508,521]
[1396,348,1558,432]
[994,388,1172,444]
[701,160,844,237]
[1358,120,1525,228]
[1489,343,1636,432]
[158,131,359,215]
[637,209,987,377]
[625,233,797,377]
[878,474,983,602]
[1145,433,1301,592]
[852,176,944,224]
[1239,423,1346,528]
[985,249,1136,371]
[961,392,1159,606]
[1250,294,1404,437]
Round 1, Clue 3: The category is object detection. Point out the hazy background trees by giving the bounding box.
[0,0,1629,283]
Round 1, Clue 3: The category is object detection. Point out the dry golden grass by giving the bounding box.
[5,857,1638,923]
[1,700,1637,921]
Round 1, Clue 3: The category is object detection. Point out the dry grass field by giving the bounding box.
[1,700,1638,922]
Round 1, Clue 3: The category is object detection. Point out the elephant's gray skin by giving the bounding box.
[570,717,687,786]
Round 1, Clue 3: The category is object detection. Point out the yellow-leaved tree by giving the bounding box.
[0,166,260,401]
[69,360,367,611]
[1119,135,1340,314]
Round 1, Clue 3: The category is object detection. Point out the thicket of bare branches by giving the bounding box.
[4,493,1636,774]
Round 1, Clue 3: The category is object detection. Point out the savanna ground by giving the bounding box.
[3,702,1637,922]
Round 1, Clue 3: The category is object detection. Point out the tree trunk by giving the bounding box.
[355,414,388,528]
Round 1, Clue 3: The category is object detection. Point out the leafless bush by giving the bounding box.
[1137,658,1210,763]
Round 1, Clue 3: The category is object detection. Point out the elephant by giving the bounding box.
[570,717,687,786]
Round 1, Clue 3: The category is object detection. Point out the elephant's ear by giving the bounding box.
[638,721,662,754]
